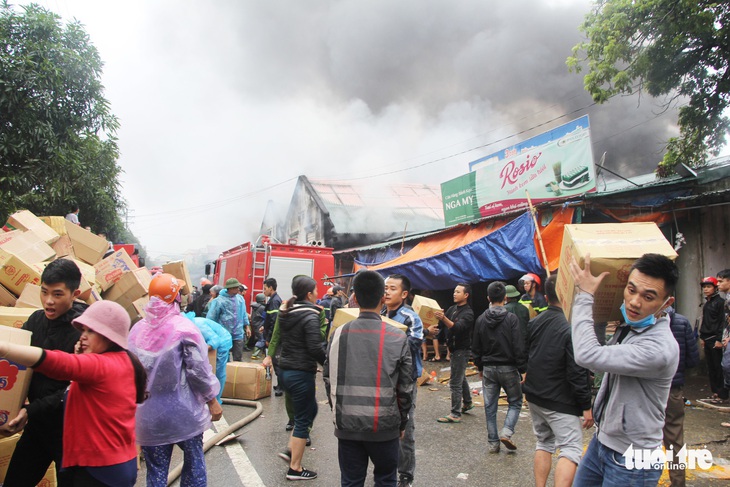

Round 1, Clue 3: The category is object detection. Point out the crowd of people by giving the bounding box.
[4,250,730,487]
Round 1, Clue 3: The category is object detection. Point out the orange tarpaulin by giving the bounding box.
[600,209,673,225]
[535,207,575,272]
[366,218,511,271]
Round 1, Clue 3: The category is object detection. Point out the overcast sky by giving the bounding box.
[25,0,686,257]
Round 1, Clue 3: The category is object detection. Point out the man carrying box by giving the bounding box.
[1,259,88,487]
[324,270,413,487]
[569,253,679,486]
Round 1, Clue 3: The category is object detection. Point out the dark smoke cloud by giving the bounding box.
[195,0,676,177]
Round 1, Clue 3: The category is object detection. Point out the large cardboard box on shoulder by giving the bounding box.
[0,327,33,429]
[94,249,138,292]
[555,223,678,323]
[330,307,408,337]
[222,362,271,400]
[15,283,42,309]
[411,295,443,327]
[0,307,35,328]
[102,267,152,310]
[0,249,43,296]
[63,220,108,265]
[162,260,192,295]
[4,210,60,245]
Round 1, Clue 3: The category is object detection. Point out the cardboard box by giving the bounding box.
[102,268,152,310]
[39,215,68,237]
[0,435,55,486]
[0,231,19,247]
[0,327,33,428]
[38,461,56,487]
[0,250,43,296]
[162,260,192,295]
[0,433,20,482]
[94,249,138,292]
[0,307,35,329]
[329,307,408,337]
[4,210,59,244]
[15,284,42,309]
[556,223,678,323]
[125,295,149,324]
[63,220,108,265]
[222,362,271,400]
[50,235,75,259]
[84,287,102,305]
[411,295,443,327]
[0,284,16,307]
[0,230,55,264]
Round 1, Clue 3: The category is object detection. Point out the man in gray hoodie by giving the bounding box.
[569,253,679,486]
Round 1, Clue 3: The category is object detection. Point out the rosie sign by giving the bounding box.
[441,116,596,226]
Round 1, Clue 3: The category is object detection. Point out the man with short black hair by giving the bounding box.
[435,283,475,424]
[700,276,728,402]
[2,259,88,487]
[524,274,593,487]
[570,253,680,486]
[472,281,526,453]
[383,274,430,487]
[324,271,413,487]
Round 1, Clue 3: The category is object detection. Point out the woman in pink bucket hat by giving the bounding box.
[0,300,147,486]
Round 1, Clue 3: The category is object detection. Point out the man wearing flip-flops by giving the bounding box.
[435,283,476,424]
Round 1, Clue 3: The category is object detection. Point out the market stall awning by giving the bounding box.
[362,211,570,290]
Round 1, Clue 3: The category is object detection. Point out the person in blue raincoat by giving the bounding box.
[185,312,232,403]
[207,278,251,361]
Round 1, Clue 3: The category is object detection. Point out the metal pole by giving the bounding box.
[525,190,551,277]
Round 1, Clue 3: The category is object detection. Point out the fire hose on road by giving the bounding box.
[166,398,264,486]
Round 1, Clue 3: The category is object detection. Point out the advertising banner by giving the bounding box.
[441,116,596,226]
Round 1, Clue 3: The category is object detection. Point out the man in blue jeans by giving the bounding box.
[472,281,527,453]
[435,283,475,423]
[569,253,679,486]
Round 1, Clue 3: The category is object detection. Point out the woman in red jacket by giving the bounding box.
[0,300,147,486]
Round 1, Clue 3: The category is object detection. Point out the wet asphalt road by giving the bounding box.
[149,360,729,487]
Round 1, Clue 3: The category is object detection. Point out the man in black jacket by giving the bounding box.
[523,274,593,487]
[1,259,88,487]
[699,276,727,401]
[472,281,526,453]
[435,283,475,423]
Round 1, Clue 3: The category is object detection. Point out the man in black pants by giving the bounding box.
[1,259,88,487]
[699,276,728,402]
[435,283,475,424]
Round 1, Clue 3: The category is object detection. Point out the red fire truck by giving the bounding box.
[205,236,335,305]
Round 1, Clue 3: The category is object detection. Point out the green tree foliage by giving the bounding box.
[0,2,133,242]
[567,0,730,176]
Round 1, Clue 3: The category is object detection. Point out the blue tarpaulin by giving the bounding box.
[370,212,543,290]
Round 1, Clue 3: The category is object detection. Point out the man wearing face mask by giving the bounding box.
[569,253,679,486]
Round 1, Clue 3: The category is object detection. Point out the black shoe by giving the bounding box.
[306,437,311,447]
[286,467,317,480]
[275,387,284,397]
[285,420,294,431]
[278,449,292,463]
[243,346,252,351]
